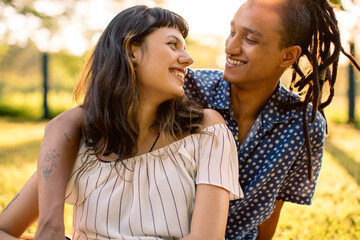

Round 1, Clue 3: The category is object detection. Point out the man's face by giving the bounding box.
[223,0,287,89]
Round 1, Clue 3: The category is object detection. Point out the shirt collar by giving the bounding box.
[207,75,300,126]
[260,83,300,132]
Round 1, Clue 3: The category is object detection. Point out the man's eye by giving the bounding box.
[230,31,236,37]
[245,37,258,44]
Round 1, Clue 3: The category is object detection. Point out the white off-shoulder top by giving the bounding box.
[65,124,243,240]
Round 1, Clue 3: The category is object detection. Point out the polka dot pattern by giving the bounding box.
[184,69,326,240]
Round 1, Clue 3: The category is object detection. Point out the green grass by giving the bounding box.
[0,91,76,119]
[0,117,359,239]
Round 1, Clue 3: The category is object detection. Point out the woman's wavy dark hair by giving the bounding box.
[74,5,203,162]
[273,0,360,181]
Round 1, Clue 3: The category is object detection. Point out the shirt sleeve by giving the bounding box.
[196,124,243,200]
[184,68,224,109]
[276,111,326,205]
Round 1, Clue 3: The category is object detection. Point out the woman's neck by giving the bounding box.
[135,101,161,155]
[138,101,158,133]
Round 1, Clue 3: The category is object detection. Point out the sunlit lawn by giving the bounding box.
[0,101,359,239]
[0,117,73,235]
[276,122,360,240]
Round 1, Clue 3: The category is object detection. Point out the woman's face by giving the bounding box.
[133,27,194,104]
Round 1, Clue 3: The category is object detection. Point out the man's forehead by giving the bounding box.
[234,0,283,21]
[231,0,284,38]
[244,0,286,6]
[238,0,285,12]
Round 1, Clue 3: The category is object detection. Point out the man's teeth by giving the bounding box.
[227,58,246,66]
[171,70,185,78]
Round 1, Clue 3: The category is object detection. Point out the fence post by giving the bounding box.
[348,42,356,123]
[42,52,49,119]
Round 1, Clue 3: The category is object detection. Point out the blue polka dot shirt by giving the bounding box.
[184,69,326,240]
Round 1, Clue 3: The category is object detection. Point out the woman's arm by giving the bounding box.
[181,184,230,240]
[0,107,84,239]
[35,107,84,240]
[0,173,38,240]
[180,109,235,239]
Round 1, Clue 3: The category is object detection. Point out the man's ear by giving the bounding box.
[130,45,142,64]
[279,45,301,68]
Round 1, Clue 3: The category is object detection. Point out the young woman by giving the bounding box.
[0,5,242,240]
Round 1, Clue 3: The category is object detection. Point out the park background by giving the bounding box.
[0,0,359,239]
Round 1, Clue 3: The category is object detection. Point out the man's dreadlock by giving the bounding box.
[277,0,360,181]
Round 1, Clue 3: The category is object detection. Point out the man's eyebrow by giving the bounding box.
[230,21,263,37]
[243,27,263,37]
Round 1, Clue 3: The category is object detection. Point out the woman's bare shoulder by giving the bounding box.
[45,107,85,131]
[201,109,226,128]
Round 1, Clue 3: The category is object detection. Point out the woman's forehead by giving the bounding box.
[147,27,185,41]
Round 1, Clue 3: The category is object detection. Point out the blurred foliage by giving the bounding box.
[0,41,84,93]
[0,36,359,122]
[331,0,342,5]
[0,40,84,118]
[0,0,358,121]
[0,34,224,119]
[186,36,225,69]
[1,0,167,30]
[2,0,58,29]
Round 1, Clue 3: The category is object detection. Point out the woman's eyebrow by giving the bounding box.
[167,35,180,41]
[167,35,186,49]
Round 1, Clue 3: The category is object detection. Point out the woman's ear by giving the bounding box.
[279,45,302,68]
[130,45,141,64]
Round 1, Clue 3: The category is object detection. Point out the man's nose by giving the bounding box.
[225,36,242,55]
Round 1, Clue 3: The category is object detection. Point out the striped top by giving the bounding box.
[65,124,242,240]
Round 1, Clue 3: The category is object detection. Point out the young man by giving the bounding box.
[1,0,359,239]
[185,0,325,238]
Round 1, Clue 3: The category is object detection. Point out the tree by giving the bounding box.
[0,0,166,118]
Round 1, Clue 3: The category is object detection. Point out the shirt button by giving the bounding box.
[234,136,239,140]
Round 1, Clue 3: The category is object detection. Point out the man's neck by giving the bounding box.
[231,83,277,121]
[230,82,278,144]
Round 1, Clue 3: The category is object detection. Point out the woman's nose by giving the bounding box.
[179,50,194,67]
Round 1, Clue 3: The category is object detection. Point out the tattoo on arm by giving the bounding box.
[2,194,19,213]
[42,148,60,180]
[64,133,70,142]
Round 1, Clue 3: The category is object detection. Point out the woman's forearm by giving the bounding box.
[35,108,84,239]
[0,173,38,239]
[180,184,230,240]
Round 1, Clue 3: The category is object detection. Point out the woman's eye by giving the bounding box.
[168,42,177,48]
[230,30,236,37]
